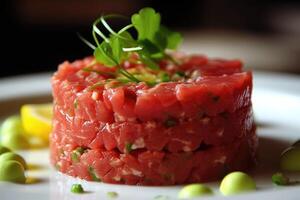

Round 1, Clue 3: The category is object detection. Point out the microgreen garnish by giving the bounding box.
[132,8,161,41]
[79,7,182,85]
[78,33,96,50]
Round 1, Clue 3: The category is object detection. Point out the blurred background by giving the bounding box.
[1,0,300,77]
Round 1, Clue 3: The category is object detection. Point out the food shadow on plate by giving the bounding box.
[27,163,45,171]
[255,121,280,129]
[254,136,290,177]
[26,177,48,185]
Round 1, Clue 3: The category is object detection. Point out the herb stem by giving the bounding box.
[83,68,115,77]
[84,60,97,68]
[92,29,101,47]
[164,53,180,65]
[77,33,96,50]
[118,24,134,34]
[123,46,143,52]
[118,68,140,83]
[100,16,118,35]
[93,18,109,44]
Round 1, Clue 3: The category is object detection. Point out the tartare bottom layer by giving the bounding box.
[51,130,257,185]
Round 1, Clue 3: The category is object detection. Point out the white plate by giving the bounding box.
[0,71,300,200]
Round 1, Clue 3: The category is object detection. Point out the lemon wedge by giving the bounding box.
[21,103,53,142]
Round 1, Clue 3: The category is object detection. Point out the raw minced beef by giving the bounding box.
[50,55,257,185]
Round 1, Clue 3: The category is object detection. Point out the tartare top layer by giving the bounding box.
[52,54,252,122]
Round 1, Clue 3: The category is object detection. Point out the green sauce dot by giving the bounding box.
[0,160,26,184]
[220,171,256,196]
[272,172,290,186]
[0,152,27,169]
[107,191,118,198]
[280,146,300,172]
[71,184,84,194]
[0,145,11,155]
[0,116,24,135]
[0,132,29,150]
[178,183,213,199]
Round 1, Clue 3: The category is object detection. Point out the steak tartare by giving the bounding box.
[50,7,257,185]
[50,55,257,185]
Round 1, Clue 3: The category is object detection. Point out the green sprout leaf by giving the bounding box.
[110,31,136,64]
[157,26,182,50]
[94,42,117,67]
[139,39,161,55]
[167,31,182,49]
[110,36,122,64]
[80,7,183,86]
[131,7,161,42]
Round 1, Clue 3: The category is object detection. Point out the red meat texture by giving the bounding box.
[50,55,257,185]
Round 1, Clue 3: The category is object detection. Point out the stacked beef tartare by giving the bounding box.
[50,55,257,185]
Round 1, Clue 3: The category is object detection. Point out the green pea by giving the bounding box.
[71,183,84,193]
[280,146,300,171]
[107,191,118,198]
[272,172,290,186]
[0,145,11,155]
[220,171,256,196]
[0,115,24,135]
[178,184,213,199]
[0,152,27,169]
[0,160,26,184]
[1,131,29,150]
